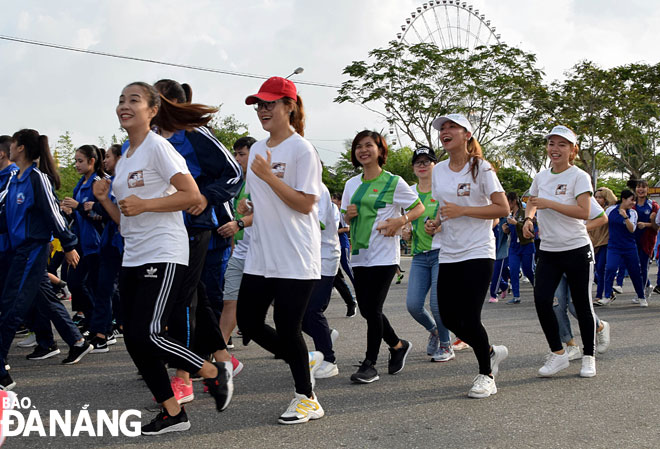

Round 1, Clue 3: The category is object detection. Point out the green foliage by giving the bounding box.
[336,41,544,153]
[209,107,249,149]
[56,165,80,200]
[497,166,533,195]
[383,147,415,185]
[54,131,75,168]
[596,176,629,197]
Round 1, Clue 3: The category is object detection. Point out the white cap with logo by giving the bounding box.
[432,113,473,134]
[545,125,577,144]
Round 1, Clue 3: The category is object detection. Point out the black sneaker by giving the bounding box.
[227,337,234,349]
[350,359,379,383]
[62,342,93,365]
[346,303,357,318]
[15,326,29,337]
[0,373,16,391]
[90,336,109,354]
[203,362,233,412]
[72,313,85,327]
[106,334,117,346]
[141,407,191,435]
[388,339,412,375]
[26,345,61,360]
[112,327,124,339]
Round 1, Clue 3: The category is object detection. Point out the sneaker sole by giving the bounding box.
[90,347,110,354]
[177,394,195,405]
[107,340,117,346]
[62,344,93,365]
[389,342,413,375]
[350,375,380,384]
[538,362,569,377]
[579,371,596,378]
[27,349,61,360]
[142,421,191,435]
[314,366,339,379]
[431,354,456,363]
[468,387,497,399]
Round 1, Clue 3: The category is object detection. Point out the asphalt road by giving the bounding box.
[4,257,660,449]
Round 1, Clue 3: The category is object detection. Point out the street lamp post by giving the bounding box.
[286,67,304,79]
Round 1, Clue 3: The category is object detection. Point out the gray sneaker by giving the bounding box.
[427,332,440,356]
[431,342,455,362]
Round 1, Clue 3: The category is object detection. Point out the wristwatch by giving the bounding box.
[236,219,245,230]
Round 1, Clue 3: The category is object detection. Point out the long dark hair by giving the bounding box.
[12,129,60,189]
[152,80,217,132]
[154,79,192,103]
[76,145,106,178]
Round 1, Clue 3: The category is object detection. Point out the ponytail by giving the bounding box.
[12,129,60,189]
[283,95,305,136]
[467,136,484,181]
[152,95,218,132]
[76,144,106,178]
[154,79,192,103]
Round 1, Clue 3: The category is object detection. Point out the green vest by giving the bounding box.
[233,181,249,241]
[411,186,439,255]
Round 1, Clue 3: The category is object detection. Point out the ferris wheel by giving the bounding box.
[397,1,501,50]
[388,1,502,147]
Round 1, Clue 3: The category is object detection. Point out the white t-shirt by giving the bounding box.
[243,133,322,279]
[319,185,341,277]
[112,131,190,267]
[431,159,504,263]
[589,197,604,221]
[529,165,593,252]
[341,170,419,267]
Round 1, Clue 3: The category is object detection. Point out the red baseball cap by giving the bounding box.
[245,76,297,105]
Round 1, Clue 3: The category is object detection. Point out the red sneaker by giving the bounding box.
[171,376,194,404]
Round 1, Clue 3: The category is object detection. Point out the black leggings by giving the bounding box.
[352,265,400,364]
[236,274,316,397]
[534,245,596,356]
[437,259,493,375]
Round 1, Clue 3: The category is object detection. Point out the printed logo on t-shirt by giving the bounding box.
[128,170,145,188]
[457,183,471,197]
[16,192,25,205]
[144,266,158,278]
[271,162,286,179]
[555,184,567,195]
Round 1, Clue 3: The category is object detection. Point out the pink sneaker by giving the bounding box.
[231,355,243,377]
[500,289,508,300]
[171,376,194,404]
[488,296,498,303]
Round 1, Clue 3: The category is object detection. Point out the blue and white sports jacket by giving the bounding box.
[0,163,78,252]
[71,174,105,256]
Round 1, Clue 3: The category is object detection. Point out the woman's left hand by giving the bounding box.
[529,197,550,210]
[186,194,208,216]
[61,197,79,209]
[83,201,95,212]
[119,195,147,216]
[440,201,465,220]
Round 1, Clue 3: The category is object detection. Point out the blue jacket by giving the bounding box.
[0,164,18,252]
[0,164,78,252]
[96,176,124,253]
[72,174,105,256]
[167,127,242,232]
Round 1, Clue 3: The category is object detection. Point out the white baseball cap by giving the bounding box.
[545,125,577,144]
[432,113,473,134]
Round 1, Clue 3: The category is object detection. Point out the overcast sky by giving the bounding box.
[1,0,659,165]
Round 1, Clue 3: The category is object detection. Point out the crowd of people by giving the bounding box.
[0,75,655,435]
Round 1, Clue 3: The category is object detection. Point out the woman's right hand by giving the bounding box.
[344,204,358,221]
[424,218,441,235]
[93,179,111,201]
[618,208,628,218]
[65,249,80,268]
[522,219,535,239]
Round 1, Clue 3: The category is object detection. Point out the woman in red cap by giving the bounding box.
[236,77,325,425]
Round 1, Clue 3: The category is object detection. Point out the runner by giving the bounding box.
[502,192,535,304]
[523,125,599,378]
[426,114,509,398]
[236,76,325,425]
[402,146,452,362]
[99,82,232,435]
[632,180,658,296]
[341,130,424,384]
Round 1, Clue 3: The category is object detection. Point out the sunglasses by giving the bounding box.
[253,100,281,111]
[413,159,433,167]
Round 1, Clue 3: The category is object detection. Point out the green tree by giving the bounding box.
[335,42,544,155]
[209,107,249,149]
[56,165,80,200]
[383,147,415,185]
[54,131,75,168]
[496,166,533,195]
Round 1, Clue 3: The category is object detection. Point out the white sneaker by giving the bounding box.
[565,345,582,361]
[612,285,623,295]
[645,284,652,299]
[330,329,339,345]
[308,351,324,389]
[631,298,640,304]
[17,332,37,348]
[278,392,324,424]
[538,352,569,377]
[595,297,614,306]
[490,345,508,376]
[468,374,497,399]
[314,361,338,379]
[580,355,596,377]
[639,297,649,307]
[596,321,610,354]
